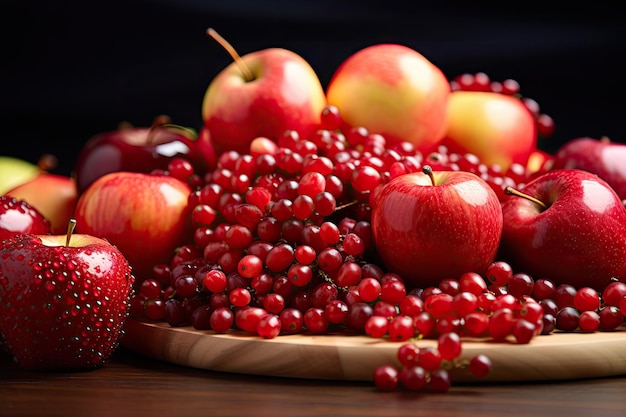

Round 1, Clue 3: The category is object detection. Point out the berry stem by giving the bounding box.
[207,28,255,82]
[504,186,548,210]
[66,218,77,247]
[422,165,436,186]
[334,200,359,212]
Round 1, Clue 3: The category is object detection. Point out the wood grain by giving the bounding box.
[3,349,626,417]
[121,319,626,382]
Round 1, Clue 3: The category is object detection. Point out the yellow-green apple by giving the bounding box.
[441,90,537,172]
[73,119,216,194]
[0,226,134,370]
[0,196,51,241]
[6,173,78,235]
[0,156,42,195]
[202,29,327,154]
[325,43,450,154]
[73,172,193,280]
[551,137,626,201]
[500,169,626,291]
[369,165,503,289]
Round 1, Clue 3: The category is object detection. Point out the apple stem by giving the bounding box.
[66,218,77,247]
[152,115,173,128]
[504,186,548,210]
[145,118,197,145]
[37,154,58,171]
[206,28,255,82]
[422,165,436,186]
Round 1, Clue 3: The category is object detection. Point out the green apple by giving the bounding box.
[0,156,42,195]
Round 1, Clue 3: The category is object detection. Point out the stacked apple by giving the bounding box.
[1,32,625,390]
[0,154,78,234]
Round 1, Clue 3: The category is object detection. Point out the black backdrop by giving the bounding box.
[2,1,625,176]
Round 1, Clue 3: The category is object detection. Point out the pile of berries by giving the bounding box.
[129,74,625,394]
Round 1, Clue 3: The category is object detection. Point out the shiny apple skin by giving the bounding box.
[500,169,626,291]
[0,196,51,240]
[0,233,133,370]
[370,170,503,289]
[6,173,77,234]
[551,137,626,201]
[202,48,327,154]
[441,91,537,172]
[74,126,216,194]
[73,172,193,280]
[326,44,450,154]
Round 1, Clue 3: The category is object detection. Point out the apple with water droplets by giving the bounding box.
[370,166,503,289]
[0,195,51,241]
[0,221,134,370]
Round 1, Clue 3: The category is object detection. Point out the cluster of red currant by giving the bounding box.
[129,73,625,394]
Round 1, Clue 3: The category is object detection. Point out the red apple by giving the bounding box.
[73,118,217,194]
[326,43,450,154]
[499,169,626,291]
[0,196,51,240]
[202,29,327,154]
[441,91,537,172]
[73,171,193,280]
[0,227,134,370]
[6,173,78,234]
[551,136,626,201]
[370,166,503,289]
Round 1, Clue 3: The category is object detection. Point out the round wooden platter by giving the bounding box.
[121,319,626,383]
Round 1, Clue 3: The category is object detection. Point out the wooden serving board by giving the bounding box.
[121,319,626,382]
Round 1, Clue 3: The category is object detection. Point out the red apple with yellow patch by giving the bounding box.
[326,43,450,154]
[73,172,193,280]
[441,91,537,172]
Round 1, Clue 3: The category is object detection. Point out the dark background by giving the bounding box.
[2,1,625,177]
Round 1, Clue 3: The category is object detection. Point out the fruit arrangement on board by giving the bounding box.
[1,29,626,393]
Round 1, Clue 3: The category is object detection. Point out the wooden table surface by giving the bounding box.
[1,348,625,417]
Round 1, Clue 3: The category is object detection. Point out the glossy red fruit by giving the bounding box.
[500,169,626,291]
[0,232,134,370]
[370,167,503,289]
[0,196,51,240]
[74,120,216,194]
